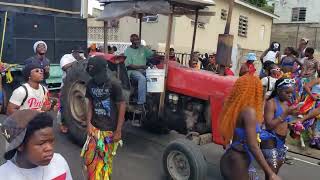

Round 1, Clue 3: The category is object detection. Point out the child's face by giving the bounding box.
[270,67,281,78]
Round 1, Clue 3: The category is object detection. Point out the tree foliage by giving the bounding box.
[244,0,267,7]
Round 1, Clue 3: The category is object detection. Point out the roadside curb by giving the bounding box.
[287,143,320,160]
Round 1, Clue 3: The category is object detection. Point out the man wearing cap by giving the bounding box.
[25,41,50,81]
[6,63,49,115]
[58,46,85,133]
[0,110,73,179]
[60,46,85,87]
[239,53,257,76]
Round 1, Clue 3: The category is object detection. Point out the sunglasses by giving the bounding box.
[277,79,295,87]
[270,68,281,72]
[32,68,44,73]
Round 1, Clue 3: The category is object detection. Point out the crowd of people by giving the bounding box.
[1,34,319,180]
[0,38,129,179]
[219,38,320,180]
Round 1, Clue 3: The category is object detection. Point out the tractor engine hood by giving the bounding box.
[166,61,236,101]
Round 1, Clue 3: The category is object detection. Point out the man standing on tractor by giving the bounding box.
[81,56,126,180]
[124,34,154,109]
[6,63,50,115]
[25,41,50,82]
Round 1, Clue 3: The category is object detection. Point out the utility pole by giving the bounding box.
[81,0,88,19]
[216,0,235,75]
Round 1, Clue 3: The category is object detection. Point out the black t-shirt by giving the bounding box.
[85,80,124,131]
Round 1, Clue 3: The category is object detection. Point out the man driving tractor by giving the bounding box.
[124,34,154,109]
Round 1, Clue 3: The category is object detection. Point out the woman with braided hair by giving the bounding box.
[219,74,281,180]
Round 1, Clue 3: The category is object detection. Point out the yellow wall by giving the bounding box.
[172,0,273,53]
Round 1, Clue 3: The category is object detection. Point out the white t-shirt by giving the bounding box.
[9,83,48,111]
[0,153,72,180]
[60,54,77,86]
[261,76,277,96]
[263,51,278,63]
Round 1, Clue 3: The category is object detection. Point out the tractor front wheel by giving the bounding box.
[163,139,207,180]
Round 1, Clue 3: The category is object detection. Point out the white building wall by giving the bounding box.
[274,0,320,23]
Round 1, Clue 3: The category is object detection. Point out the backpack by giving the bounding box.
[20,84,46,106]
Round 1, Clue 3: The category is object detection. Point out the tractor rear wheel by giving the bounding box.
[61,60,90,146]
[163,139,207,180]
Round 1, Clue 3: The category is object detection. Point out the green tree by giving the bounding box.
[245,0,267,7]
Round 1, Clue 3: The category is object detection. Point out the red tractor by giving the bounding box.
[61,1,238,180]
[61,57,236,180]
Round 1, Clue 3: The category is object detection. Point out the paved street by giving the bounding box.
[1,114,319,180]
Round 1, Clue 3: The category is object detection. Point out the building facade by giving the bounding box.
[274,0,320,24]
[271,0,320,51]
[89,0,276,53]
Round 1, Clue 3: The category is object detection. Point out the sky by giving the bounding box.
[88,0,103,15]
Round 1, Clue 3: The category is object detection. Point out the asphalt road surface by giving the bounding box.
[0,114,319,180]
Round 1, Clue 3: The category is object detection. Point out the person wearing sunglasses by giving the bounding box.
[260,78,299,178]
[6,63,50,115]
[25,41,50,82]
[261,64,282,99]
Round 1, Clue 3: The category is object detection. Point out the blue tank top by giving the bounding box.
[258,97,289,149]
[274,97,291,123]
[311,84,320,94]
[230,124,261,162]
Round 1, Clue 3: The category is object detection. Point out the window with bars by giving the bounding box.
[142,15,159,23]
[221,9,228,20]
[292,7,306,22]
[238,16,248,37]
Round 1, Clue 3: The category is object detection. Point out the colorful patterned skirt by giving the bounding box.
[299,94,320,129]
[81,128,122,180]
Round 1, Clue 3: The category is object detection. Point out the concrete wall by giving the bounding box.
[116,15,174,50]
[274,0,320,23]
[271,23,320,51]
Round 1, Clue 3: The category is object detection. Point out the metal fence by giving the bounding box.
[157,52,192,66]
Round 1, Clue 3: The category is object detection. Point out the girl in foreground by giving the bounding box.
[219,74,281,180]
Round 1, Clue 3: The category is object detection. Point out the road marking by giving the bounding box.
[292,157,320,166]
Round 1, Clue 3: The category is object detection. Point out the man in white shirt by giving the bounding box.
[6,63,49,115]
[60,46,85,87]
[0,110,73,180]
[58,47,84,133]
